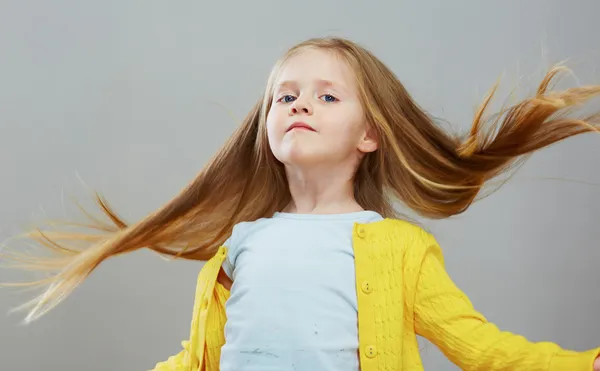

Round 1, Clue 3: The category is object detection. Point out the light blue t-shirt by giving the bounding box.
[220,210,384,371]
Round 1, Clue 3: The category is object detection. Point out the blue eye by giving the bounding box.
[278,95,296,103]
[321,94,338,103]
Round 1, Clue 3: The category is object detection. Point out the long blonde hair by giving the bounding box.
[3,37,600,323]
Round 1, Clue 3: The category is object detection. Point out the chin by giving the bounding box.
[277,150,327,168]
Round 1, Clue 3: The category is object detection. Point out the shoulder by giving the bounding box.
[364,217,435,243]
[223,216,275,251]
[363,217,444,262]
[220,217,275,279]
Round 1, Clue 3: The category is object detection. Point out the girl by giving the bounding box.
[3,37,600,371]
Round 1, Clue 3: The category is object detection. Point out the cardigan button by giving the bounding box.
[361,281,372,294]
[356,226,366,238]
[364,345,377,358]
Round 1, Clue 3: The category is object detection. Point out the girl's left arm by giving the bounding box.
[412,237,600,371]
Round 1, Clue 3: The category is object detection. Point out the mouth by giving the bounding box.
[286,122,316,132]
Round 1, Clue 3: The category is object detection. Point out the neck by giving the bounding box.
[283,162,363,214]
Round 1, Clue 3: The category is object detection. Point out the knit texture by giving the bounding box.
[149,219,599,371]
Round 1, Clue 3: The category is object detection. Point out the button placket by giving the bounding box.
[354,223,380,363]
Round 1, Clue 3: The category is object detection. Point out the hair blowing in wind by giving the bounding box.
[2,37,600,323]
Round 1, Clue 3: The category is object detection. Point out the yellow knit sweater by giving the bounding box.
[150,218,599,371]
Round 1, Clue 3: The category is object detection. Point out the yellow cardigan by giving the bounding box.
[150,218,599,371]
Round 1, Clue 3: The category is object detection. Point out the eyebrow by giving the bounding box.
[275,79,349,94]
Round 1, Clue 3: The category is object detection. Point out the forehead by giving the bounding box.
[274,48,356,89]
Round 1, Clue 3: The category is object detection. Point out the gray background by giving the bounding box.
[1,1,599,370]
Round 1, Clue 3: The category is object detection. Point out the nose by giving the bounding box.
[289,97,313,115]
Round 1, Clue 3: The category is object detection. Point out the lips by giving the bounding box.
[287,121,316,132]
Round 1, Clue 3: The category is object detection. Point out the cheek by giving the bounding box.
[265,110,285,151]
[323,116,365,148]
[266,107,286,132]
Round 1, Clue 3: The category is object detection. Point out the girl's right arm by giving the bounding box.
[150,248,232,370]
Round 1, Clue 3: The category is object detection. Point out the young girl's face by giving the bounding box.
[266,48,377,169]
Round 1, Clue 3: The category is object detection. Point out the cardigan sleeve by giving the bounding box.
[412,234,600,371]
[149,246,230,371]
